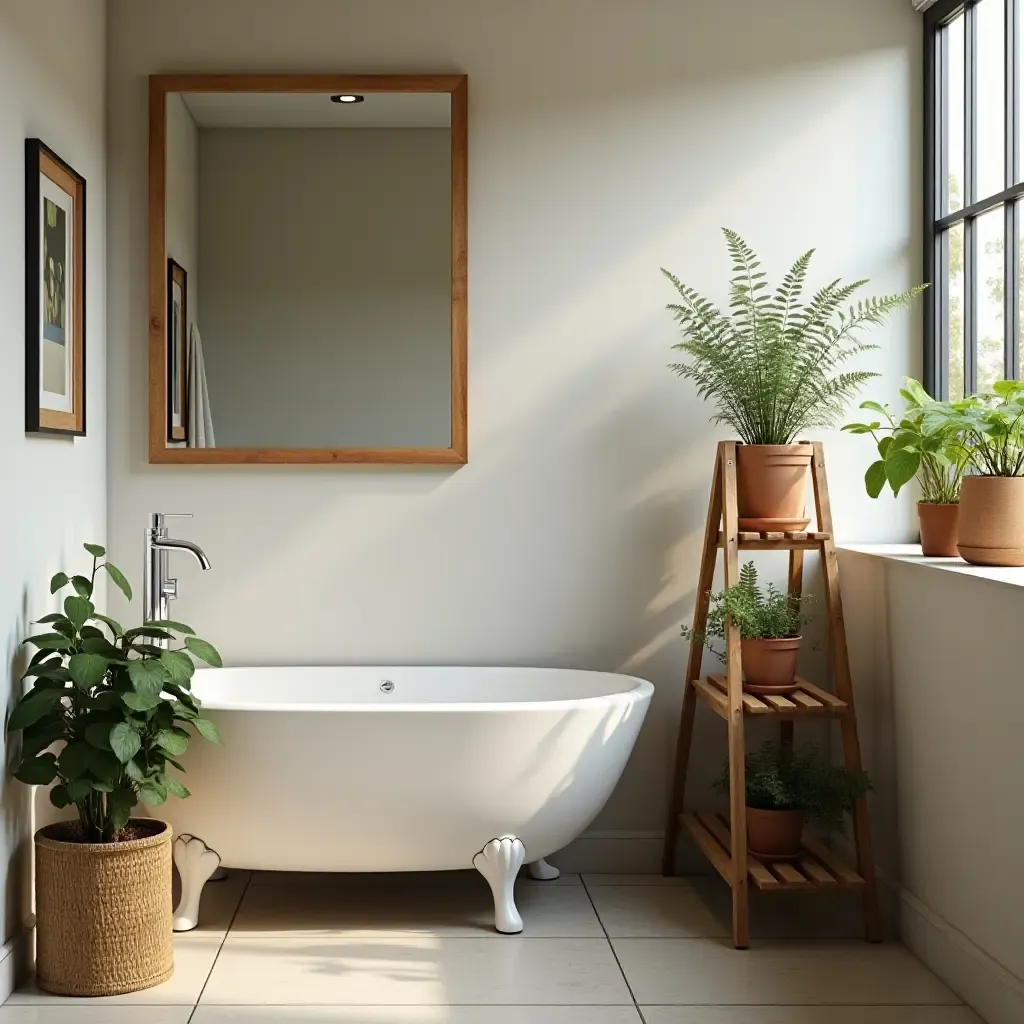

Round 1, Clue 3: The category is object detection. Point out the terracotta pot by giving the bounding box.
[917,502,960,557]
[35,818,173,996]
[735,444,813,531]
[957,476,1024,567]
[741,636,801,694]
[746,806,805,861]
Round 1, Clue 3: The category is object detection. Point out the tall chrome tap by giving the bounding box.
[143,514,211,640]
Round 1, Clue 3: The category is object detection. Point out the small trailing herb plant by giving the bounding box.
[682,562,810,654]
[714,741,872,834]
[663,229,925,445]
[7,543,222,843]
[843,377,969,504]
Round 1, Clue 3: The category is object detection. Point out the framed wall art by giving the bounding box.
[25,139,86,436]
[166,258,188,443]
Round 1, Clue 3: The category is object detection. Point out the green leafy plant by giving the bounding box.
[682,561,811,653]
[713,741,872,834]
[663,229,926,445]
[7,543,222,843]
[843,377,969,504]
[923,380,1024,477]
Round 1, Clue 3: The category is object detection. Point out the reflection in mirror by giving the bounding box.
[158,85,463,459]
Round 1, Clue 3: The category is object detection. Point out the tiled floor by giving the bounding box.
[1,870,980,1023]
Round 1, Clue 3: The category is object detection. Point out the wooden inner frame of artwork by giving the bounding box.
[147,73,469,465]
[27,143,86,435]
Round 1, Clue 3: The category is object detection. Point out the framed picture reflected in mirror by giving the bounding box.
[166,258,188,443]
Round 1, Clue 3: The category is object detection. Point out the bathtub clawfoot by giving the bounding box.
[173,834,221,932]
[473,836,526,934]
[527,857,560,881]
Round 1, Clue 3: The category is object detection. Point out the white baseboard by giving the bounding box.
[899,888,1024,1024]
[0,918,32,1006]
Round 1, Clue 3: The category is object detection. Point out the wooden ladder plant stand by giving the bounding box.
[661,440,882,949]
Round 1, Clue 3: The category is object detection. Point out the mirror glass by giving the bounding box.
[162,90,453,451]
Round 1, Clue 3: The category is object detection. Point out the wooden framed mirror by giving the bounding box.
[148,74,467,465]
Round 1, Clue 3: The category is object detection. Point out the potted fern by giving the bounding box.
[7,544,222,997]
[844,377,969,557]
[664,230,924,529]
[714,742,872,860]
[682,561,811,694]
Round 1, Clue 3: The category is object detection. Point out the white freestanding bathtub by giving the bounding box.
[160,666,653,933]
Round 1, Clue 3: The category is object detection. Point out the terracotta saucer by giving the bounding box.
[743,681,800,696]
[738,516,812,532]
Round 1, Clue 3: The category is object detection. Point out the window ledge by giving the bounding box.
[838,543,1024,590]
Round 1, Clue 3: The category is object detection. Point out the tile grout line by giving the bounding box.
[186,871,253,1024]
[580,875,646,1022]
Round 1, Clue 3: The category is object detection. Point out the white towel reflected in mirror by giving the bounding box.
[186,323,215,448]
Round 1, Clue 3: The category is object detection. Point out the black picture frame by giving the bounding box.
[166,258,188,443]
[25,138,86,436]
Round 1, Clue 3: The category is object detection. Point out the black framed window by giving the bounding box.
[925,0,1023,399]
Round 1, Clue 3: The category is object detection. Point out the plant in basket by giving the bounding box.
[681,561,812,694]
[6,543,222,997]
[664,230,924,530]
[844,377,970,557]
[713,741,872,860]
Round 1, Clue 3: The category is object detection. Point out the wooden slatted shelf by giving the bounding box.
[681,812,865,892]
[716,529,831,550]
[693,673,848,719]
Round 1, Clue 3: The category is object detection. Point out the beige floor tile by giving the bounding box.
[7,933,222,1006]
[200,935,633,1005]
[231,876,602,938]
[176,871,251,937]
[0,1010,192,1023]
[587,884,729,938]
[192,1008,642,1023]
[612,939,961,1005]
[641,1009,981,1024]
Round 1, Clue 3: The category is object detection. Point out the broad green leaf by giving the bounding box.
[160,650,195,684]
[109,723,141,763]
[71,575,93,599]
[91,781,114,793]
[193,717,222,744]
[24,633,72,651]
[167,758,186,773]
[68,653,109,690]
[139,783,167,807]
[84,722,114,751]
[87,747,121,783]
[101,562,132,601]
[83,543,106,558]
[146,619,195,635]
[21,719,65,758]
[121,690,162,712]
[90,613,124,636]
[865,461,887,499]
[884,447,921,496]
[81,636,123,659]
[33,613,66,624]
[64,595,94,629]
[123,626,174,642]
[125,758,146,783]
[49,784,71,809]
[109,789,134,832]
[22,659,68,681]
[7,689,62,731]
[156,728,188,756]
[67,777,94,801]
[162,776,190,799]
[14,752,58,786]
[80,625,103,640]
[49,572,69,594]
[128,658,167,698]
[58,741,92,780]
[859,400,887,415]
[185,637,222,668]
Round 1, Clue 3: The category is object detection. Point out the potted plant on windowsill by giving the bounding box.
[844,377,969,557]
[713,742,872,860]
[925,380,1024,566]
[664,230,925,529]
[682,561,812,695]
[6,543,223,997]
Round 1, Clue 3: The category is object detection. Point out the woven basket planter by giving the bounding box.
[35,818,173,996]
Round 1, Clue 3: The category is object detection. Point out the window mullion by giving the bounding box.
[1009,0,1021,378]
[966,1,979,393]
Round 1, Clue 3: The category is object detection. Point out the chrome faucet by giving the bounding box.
[144,513,211,637]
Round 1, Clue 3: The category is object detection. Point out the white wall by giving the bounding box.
[197,127,452,449]
[841,551,1024,1024]
[165,92,200,326]
[106,0,922,855]
[0,0,107,949]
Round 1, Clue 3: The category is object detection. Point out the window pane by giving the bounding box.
[947,14,965,212]
[949,222,965,401]
[977,208,1006,393]
[976,0,1007,201]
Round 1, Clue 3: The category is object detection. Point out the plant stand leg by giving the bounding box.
[526,857,560,881]
[474,836,526,934]
[173,834,221,933]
